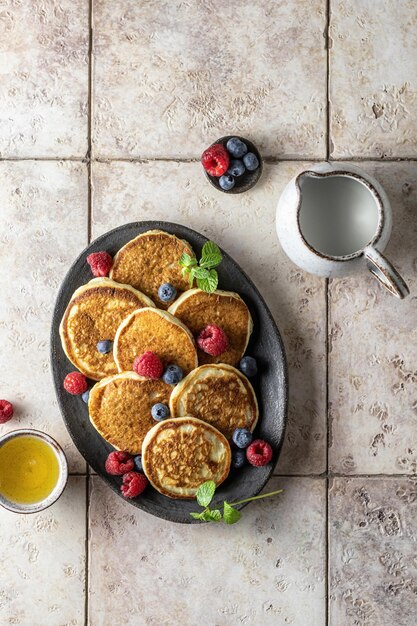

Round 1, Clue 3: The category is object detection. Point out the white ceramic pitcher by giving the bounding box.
[276,162,409,298]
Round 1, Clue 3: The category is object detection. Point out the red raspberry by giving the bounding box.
[0,400,14,424]
[133,351,163,379]
[121,471,148,498]
[246,439,273,467]
[63,372,88,395]
[86,251,113,277]
[201,144,230,177]
[105,451,134,475]
[197,324,228,357]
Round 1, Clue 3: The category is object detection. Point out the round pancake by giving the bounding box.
[169,364,258,440]
[113,307,198,375]
[109,230,195,309]
[88,372,172,454]
[142,417,231,499]
[59,278,155,380]
[168,289,253,366]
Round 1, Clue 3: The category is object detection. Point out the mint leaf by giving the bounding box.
[193,267,209,280]
[223,501,242,525]
[208,509,222,522]
[201,241,222,263]
[189,508,222,523]
[200,253,222,269]
[190,511,205,520]
[181,266,190,279]
[179,253,192,267]
[196,480,216,507]
[201,509,215,521]
[179,253,197,268]
[188,266,197,287]
[197,269,218,293]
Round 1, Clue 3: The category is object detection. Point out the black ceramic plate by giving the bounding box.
[51,221,288,524]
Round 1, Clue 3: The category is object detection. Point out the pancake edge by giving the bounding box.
[113,306,198,373]
[142,416,231,499]
[109,229,195,281]
[59,278,156,380]
[169,363,259,434]
[88,371,159,451]
[168,288,253,357]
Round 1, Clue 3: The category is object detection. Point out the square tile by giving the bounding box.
[92,160,327,473]
[93,1,326,158]
[0,477,86,626]
[0,161,88,472]
[330,0,417,158]
[0,0,88,157]
[329,163,417,474]
[89,476,325,626]
[329,477,417,626]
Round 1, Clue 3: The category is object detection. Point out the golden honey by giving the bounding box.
[0,436,60,504]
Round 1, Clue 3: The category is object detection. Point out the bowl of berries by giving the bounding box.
[201,135,263,194]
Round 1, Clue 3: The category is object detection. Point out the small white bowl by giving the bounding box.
[0,429,68,514]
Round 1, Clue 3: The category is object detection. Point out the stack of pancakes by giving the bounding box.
[60,230,257,499]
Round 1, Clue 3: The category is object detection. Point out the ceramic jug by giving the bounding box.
[276,162,409,298]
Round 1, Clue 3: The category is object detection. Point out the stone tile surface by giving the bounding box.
[93,0,326,159]
[330,0,417,158]
[0,0,88,157]
[89,476,325,626]
[92,160,326,474]
[0,161,88,472]
[0,477,86,626]
[329,163,417,474]
[329,477,417,626]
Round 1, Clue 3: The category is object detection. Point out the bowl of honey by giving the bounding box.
[0,429,68,513]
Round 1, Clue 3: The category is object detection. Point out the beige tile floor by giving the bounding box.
[1,2,417,625]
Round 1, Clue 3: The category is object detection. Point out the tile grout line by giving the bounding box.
[84,0,93,625]
[325,0,331,624]
[2,155,417,163]
[84,474,90,626]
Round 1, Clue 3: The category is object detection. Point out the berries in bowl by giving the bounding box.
[201,136,262,194]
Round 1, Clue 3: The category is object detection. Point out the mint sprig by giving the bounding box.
[179,241,222,293]
[190,481,283,525]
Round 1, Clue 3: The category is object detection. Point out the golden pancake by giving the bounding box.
[113,307,198,375]
[110,230,195,309]
[88,372,172,454]
[59,278,154,380]
[168,289,253,366]
[142,417,231,499]
[169,364,258,440]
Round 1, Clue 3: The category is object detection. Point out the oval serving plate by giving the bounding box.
[51,221,288,524]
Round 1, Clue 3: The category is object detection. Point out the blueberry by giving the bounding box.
[162,364,183,385]
[96,340,113,354]
[226,137,248,158]
[158,282,177,303]
[227,159,245,177]
[232,428,253,449]
[81,390,90,404]
[232,449,247,469]
[133,455,143,471]
[243,152,259,171]
[219,174,235,191]
[151,403,170,421]
[239,356,258,377]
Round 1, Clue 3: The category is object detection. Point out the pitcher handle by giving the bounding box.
[364,247,409,299]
